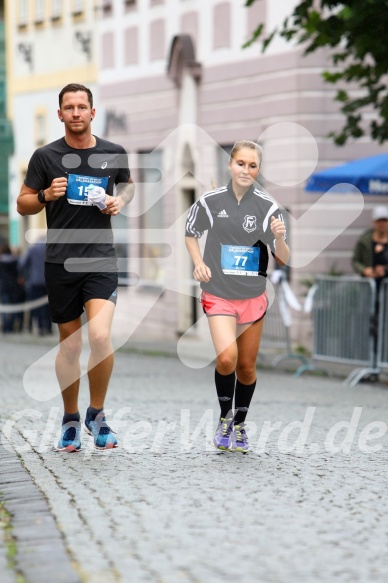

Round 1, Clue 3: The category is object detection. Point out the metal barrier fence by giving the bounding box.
[377,279,388,370]
[295,276,378,385]
[0,296,50,333]
[0,296,48,314]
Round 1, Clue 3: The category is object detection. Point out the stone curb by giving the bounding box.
[0,439,80,583]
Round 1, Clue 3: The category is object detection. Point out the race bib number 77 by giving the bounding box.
[221,245,260,276]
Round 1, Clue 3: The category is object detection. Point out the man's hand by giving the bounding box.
[46,177,68,201]
[103,195,123,216]
[103,179,135,215]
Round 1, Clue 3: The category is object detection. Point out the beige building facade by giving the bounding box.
[98,0,388,344]
[6,0,388,347]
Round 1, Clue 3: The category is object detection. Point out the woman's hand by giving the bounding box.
[193,261,212,283]
[270,216,290,266]
[185,236,212,282]
[270,215,286,240]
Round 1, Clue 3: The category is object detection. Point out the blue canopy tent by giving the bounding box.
[305,153,388,194]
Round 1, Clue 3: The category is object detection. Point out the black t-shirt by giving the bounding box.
[24,136,130,264]
[372,240,388,268]
[185,181,287,299]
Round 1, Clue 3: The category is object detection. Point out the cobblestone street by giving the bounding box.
[1,335,388,583]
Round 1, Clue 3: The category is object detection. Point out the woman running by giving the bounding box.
[185,140,290,453]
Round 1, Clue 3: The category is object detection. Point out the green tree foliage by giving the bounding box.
[245,0,388,145]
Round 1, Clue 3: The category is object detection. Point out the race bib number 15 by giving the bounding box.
[221,245,260,276]
[66,174,109,205]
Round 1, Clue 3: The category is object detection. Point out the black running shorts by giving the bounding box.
[45,262,118,324]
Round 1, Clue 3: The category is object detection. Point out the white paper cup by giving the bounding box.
[86,185,107,210]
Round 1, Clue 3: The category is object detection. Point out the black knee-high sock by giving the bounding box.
[215,369,236,419]
[234,379,256,425]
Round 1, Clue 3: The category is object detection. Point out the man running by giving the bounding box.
[17,83,134,452]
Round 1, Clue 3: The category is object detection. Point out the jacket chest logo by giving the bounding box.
[243,215,257,233]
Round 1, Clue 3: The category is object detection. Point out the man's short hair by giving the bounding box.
[59,84,93,108]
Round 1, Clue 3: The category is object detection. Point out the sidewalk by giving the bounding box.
[1,333,388,582]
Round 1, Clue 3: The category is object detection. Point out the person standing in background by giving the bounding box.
[19,235,52,336]
[352,205,388,283]
[0,243,24,333]
[352,205,388,363]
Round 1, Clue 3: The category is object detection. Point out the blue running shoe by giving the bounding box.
[230,423,249,453]
[85,411,118,450]
[213,417,233,450]
[56,420,81,452]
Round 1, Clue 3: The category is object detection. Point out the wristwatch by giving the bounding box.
[37,190,48,204]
